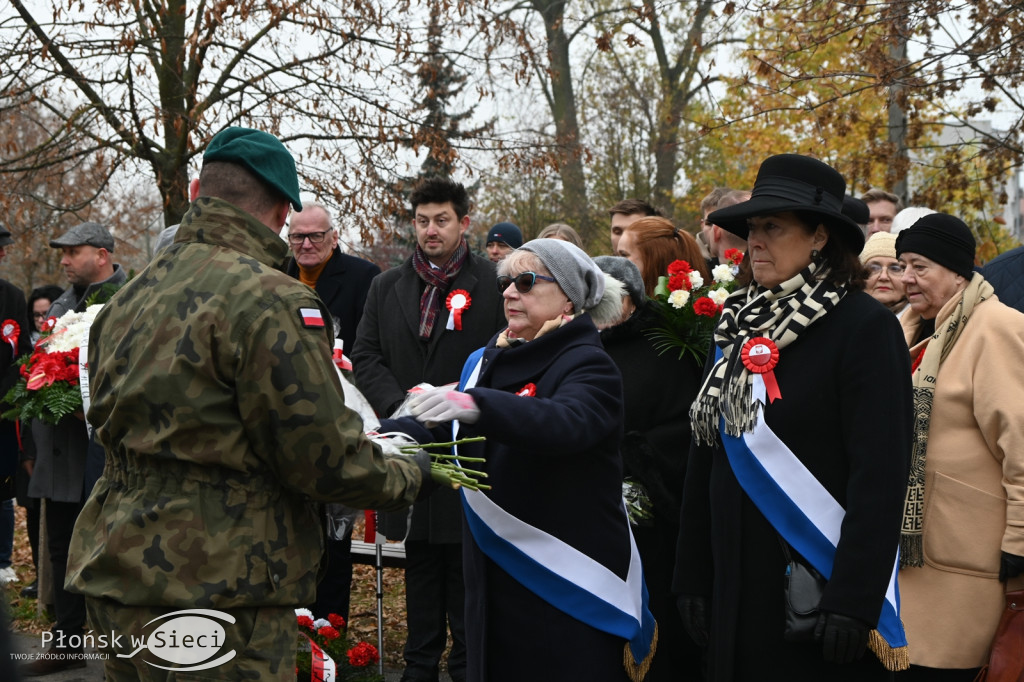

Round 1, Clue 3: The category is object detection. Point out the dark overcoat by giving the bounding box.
[284,246,381,356]
[982,244,1024,313]
[352,251,505,543]
[453,315,633,682]
[674,291,912,682]
[29,266,128,503]
[599,299,704,681]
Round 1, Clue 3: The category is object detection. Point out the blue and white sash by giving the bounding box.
[453,350,656,675]
[720,356,907,669]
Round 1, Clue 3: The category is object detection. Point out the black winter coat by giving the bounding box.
[599,299,704,681]
[982,244,1024,314]
[352,252,505,543]
[674,290,912,682]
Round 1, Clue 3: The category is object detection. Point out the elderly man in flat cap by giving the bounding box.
[23,221,126,676]
[62,127,431,681]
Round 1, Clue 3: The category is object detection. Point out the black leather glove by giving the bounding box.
[999,551,1024,582]
[676,595,709,647]
[814,611,870,664]
[412,449,437,501]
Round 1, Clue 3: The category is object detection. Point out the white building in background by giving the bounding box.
[929,119,1023,243]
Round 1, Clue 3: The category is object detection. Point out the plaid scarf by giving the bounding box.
[900,274,992,567]
[412,238,468,339]
[690,261,847,444]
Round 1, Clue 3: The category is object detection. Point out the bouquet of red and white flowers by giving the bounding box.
[2,305,102,425]
[646,248,744,362]
[295,609,383,682]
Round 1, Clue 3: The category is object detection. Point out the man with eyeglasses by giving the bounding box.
[353,176,505,682]
[285,202,381,357]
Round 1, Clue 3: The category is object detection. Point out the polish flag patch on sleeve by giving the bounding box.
[299,307,325,328]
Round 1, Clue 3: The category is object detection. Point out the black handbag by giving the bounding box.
[779,535,827,642]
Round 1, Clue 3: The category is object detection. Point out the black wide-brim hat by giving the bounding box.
[707,154,865,253]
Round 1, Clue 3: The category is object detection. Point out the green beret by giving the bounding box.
[203,127,302,210]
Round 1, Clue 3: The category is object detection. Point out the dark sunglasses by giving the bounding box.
[496,272,556,294]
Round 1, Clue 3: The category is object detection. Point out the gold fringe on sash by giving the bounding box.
[868,628,909,671]
[623,621,658,682]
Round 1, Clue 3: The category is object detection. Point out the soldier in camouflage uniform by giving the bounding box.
[64,127,429,681]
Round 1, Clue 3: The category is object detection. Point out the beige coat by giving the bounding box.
[899,288,1024,669]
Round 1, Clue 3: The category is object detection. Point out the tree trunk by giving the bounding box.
[532,0,593,246]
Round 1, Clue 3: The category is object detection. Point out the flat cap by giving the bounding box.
[50,222,115,251]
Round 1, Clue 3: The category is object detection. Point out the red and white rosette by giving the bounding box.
[1,319,18,354]
[445,289,472,331]
[741,336,782,403]
[516,383,536,397]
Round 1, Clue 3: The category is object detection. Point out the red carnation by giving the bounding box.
[317,625,340,641]
[667,259,692,275]
[667,273,691,292]
[297,615,314,629]
[725,248,744,265]
[693,297,719,317]
[327,613,346,629]
[347,641,380,667]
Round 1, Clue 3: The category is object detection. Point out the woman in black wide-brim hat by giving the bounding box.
[673,154,914,681]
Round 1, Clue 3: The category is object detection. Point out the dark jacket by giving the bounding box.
[455,315,631,682]
[982,244,1024,314]
[28,265,128,503]
[674,290,912,681]
[0,279,31,493]
[284,246,381,356]
[599,299,704,681]
[352,251,505,543]
[599,299,702,524]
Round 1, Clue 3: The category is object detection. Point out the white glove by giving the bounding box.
[410,387,480,427]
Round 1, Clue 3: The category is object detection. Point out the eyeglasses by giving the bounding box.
[32,312,48,319]
[866,262,905,277]
[287,230,331,245]
[496,272,556,294]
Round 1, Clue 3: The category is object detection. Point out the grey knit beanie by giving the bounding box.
[519,239,622,325]
[594,256,645,308]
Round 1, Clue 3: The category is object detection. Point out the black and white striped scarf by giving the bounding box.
[690,262,847,444]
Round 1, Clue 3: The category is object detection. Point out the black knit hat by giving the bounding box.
[486,222,523,249]
[707,154,864,253]
[895,212,976,278]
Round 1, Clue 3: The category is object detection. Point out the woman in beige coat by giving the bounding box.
[895,213,1024,680]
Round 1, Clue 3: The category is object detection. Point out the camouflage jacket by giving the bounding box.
[67,198,423,609]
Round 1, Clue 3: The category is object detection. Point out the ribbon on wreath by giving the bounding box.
[445,289,471,331]
[303,634,336,681]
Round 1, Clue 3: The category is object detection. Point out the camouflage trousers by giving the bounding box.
[85,597,297,681]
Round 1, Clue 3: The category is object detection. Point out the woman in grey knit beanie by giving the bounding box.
[401,237,656,682]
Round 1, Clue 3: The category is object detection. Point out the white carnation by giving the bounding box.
[711,263,735,283]
[708,287,731,306]
[668,289,690,309]
[40,306,105,353]
[295,608,314,618]
[313,618,331,630]
[688,271,704,289]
